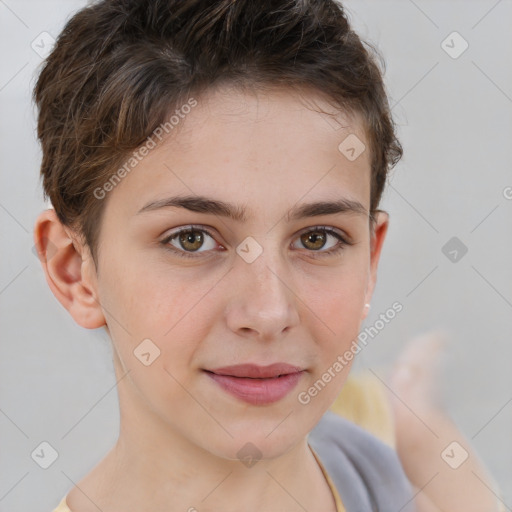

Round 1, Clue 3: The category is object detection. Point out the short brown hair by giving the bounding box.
[33,0,402,269]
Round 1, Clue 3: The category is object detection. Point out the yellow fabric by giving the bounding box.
[52,496,69,512]
[329,372,396,449]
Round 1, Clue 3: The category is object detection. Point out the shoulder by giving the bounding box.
[309,410,415,512]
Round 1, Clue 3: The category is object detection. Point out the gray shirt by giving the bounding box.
[308,410,416,512]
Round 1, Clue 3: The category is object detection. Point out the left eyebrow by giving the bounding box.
[286,198,369,222]
[135,195,369,222]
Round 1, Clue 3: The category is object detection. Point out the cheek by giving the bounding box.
[101,252,203,334]
[325,277,367,325]
[296,264,369,409]
[300,262,369,380]
[304,257,369,325]
[99,266,210,410]
[102,257,223,379]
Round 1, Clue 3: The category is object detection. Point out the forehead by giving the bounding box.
[104,85,372,222]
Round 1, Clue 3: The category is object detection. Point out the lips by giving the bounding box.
[208,363,303,379]
[204,363,304,405]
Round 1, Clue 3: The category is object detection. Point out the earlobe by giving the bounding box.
[361,302,371,321]
[33,209,106,329]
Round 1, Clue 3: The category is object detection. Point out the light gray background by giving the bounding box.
[1,0,511,510]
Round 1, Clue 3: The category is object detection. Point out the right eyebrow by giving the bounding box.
[136,195,248,221]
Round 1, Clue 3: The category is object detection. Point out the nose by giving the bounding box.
[224,247,300,341]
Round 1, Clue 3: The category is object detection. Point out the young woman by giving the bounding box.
[32,1,502,511]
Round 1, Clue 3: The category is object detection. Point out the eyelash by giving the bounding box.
[160,225,353,259]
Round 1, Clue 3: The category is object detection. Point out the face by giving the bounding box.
[38,85,388,461]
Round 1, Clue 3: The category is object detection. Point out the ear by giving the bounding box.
[33,209,106,329]
[362,210,389,319]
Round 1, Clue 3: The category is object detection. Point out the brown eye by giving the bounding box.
[291,226,351,257]
[162,226,219,257]
[178,230,204,251]
[300,231,327,250]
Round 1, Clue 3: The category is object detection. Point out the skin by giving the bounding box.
[34,85,388,512]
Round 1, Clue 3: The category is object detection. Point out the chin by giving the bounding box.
[199,415,310,463]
